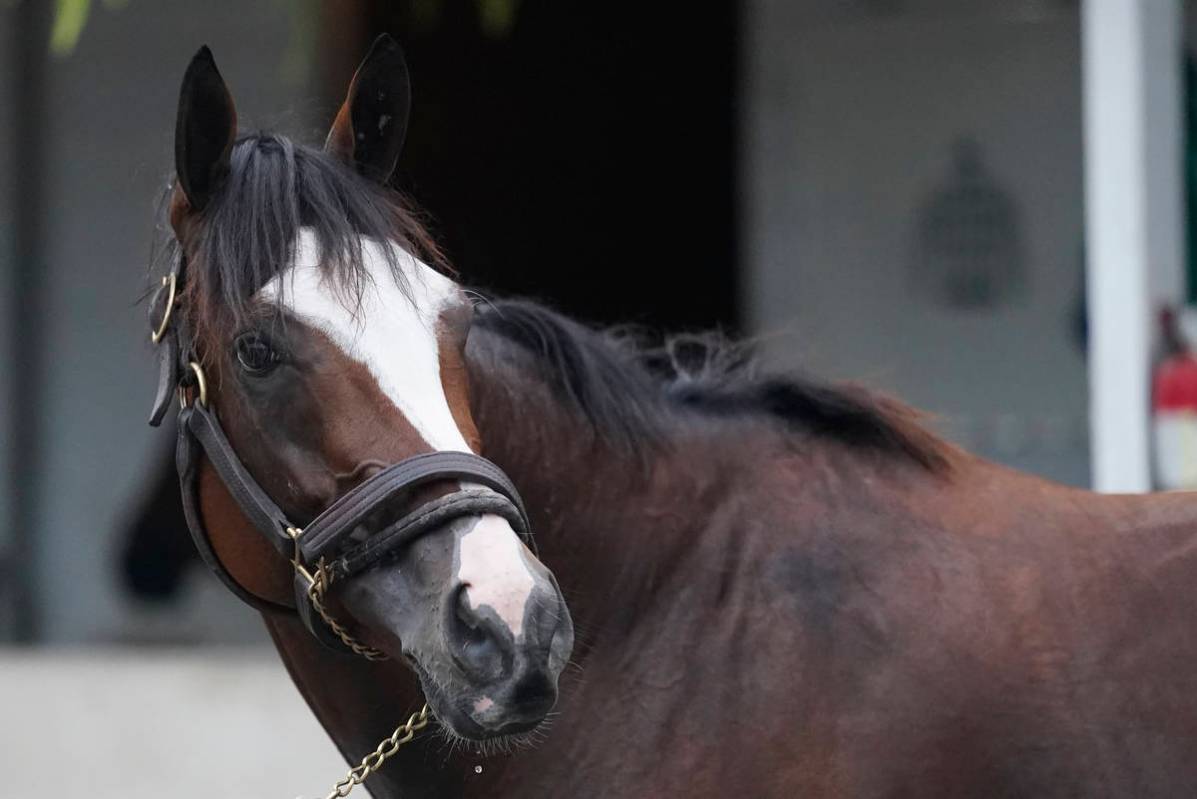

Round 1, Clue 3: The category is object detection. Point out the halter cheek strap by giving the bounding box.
[175,403,296,615]
[149,257,532,657]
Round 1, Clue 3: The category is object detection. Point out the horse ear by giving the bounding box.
[175,46,237,213]
[325,34,411,184]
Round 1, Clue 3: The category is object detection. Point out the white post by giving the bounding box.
[1082,0,1184,493]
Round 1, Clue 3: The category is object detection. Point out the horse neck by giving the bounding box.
[260,327,750,798]
[463,329,749,644]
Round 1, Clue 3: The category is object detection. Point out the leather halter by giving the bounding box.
[147,256,531,656]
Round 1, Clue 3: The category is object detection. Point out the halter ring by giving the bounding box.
[178,361,208,409]
[150,272,177,344]
[287,526,315,586]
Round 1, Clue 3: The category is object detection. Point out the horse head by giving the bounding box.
[163,36,573,741]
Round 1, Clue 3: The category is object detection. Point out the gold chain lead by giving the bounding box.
[307,559,389,661]
[284,532,432,798]
[323,704,432,799]
[286,527,387,660]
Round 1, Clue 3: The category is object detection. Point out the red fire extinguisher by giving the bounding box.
[1153,308,1197,489]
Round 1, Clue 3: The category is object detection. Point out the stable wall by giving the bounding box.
[743,1,1089,485]
[27,1,322,642]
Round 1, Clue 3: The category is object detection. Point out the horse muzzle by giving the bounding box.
[338,511,574,741]
[442,545,574,737]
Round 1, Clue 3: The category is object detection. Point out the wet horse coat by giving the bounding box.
[162,38,1197,799]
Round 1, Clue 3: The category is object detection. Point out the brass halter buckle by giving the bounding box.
[150,272,177,344]
[287,526,319,591]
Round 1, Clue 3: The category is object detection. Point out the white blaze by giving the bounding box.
[261,228,469,451]
[457,515,536,639]
[261,229,537,633]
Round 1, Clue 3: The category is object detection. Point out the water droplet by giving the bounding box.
[474,765,483,774]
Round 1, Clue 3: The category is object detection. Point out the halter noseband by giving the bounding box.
[147,256,531,657]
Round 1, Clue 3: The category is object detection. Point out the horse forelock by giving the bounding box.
[158,131,449,358]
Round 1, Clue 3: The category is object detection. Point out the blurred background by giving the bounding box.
[0,0,1193,795]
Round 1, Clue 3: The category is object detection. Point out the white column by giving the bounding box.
[1082,0,1184,493]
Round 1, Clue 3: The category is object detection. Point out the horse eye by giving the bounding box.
[234,333,281,375]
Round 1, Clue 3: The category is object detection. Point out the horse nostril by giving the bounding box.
[447,583,510,681]
[454,584,480,631]
[510,670,555,711]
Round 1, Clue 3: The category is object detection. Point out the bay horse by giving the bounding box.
[150,36,1197,798]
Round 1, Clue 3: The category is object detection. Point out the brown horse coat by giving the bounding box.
[234,320,1197,798]
[166,36,1197,799]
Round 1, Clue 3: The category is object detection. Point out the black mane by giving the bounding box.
[474,300,950,471]
[166,132,445,348]
[162,132,946,472]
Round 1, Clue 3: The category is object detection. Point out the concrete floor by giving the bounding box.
[0,648,352,798]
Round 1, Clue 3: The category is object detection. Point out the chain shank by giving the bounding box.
[324,705,432,799]
[290,533,434,799]
[293,535,431,798]
[307,560,388,661]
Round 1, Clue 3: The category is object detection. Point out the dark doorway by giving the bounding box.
[122,3,742,604]
[325,0,741,332]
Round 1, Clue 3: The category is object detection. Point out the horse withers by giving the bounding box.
[150,35,1197,799]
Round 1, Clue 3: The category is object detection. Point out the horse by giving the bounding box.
[147,36,1197,798]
